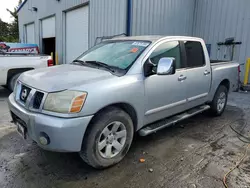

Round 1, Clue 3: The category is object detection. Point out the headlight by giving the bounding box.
[43,90,87,113]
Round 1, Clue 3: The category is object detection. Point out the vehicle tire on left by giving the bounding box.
[209,85,228,116]
[8,73,21,91]
[79,107,134,169]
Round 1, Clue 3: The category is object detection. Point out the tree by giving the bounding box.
[0,19,12,42]
[1,0,23,42]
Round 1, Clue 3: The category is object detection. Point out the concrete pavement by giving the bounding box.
[1,87,250,188]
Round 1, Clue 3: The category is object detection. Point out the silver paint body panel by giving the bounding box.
[8,36,239,152]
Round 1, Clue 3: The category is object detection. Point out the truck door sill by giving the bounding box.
[139,104,210,136]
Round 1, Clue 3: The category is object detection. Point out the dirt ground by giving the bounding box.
[1,87,250,188]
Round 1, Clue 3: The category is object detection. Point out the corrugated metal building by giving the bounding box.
[18,0,128,64]
[18,0,250,72]
[193,0,250,75]
[131,0,195,36]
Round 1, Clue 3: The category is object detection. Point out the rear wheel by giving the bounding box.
[79,107,134,169]
[210,85,228,116]
[8,73,21,91]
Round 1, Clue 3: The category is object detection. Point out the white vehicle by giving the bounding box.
[0,52,53,91]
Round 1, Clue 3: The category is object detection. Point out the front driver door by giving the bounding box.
[144,40,188,125]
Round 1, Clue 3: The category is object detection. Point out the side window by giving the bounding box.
[184,41,205,68]
[149,41,183,69]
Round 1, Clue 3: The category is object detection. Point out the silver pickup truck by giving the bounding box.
[8,36,239,169]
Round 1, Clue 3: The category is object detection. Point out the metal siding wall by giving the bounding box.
[26,23,35,43]
[89,0,127,47]
[18,0,250,73]
[131,0,195,36]
[193,0,250,69]
[18,0,126,62]
[41,16,56,38]
[66,6,89,63]
[18,0,89,64]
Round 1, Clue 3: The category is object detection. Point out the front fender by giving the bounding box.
[75,75,145,130]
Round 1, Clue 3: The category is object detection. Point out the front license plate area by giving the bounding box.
[16,121,27,139]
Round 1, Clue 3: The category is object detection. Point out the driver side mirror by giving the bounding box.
[157,57,176,75]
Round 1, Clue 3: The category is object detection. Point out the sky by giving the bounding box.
[0,0,20,23]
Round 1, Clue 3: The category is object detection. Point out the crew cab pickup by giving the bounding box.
[0,53,53,91]
[8,36,239,169]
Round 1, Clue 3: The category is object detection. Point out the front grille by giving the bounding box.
[33,92,44,109]
[19,85,31,103]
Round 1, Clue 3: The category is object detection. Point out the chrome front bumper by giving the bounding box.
[8,93,93,152]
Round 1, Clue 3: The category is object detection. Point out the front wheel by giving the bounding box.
[79,107,134,169]
[209,85,228,116]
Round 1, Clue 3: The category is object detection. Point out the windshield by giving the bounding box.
[76,40,151,70]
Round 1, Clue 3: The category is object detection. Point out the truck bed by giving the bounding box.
[0,54,51,86]
[208,61,239,101]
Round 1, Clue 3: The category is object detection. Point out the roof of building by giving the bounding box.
[17,0,28,13]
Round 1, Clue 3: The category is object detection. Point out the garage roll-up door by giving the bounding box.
[26,23,35,44]
[42,16,55,38]
[66,6,89,63]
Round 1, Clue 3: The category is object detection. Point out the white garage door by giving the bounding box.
[26,23,35,44]
[42,16,55,38]
[66,6,89,63]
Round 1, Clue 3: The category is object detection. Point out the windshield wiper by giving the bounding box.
[86,61,116,72]
[72,59,86,65]
[72,60,115,73]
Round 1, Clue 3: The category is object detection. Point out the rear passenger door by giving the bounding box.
[182,41,211,108]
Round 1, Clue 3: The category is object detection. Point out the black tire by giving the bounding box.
[79,107,134,169]
[8,73,21,91]
[210,85,228,116]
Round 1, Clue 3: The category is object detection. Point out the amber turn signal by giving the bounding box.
[70,93,87,113]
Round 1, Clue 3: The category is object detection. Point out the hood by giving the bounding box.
[19,64,114,92]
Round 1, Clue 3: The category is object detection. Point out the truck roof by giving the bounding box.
[110,35,203,42]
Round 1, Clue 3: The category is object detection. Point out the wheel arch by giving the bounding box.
[7,68,34,83]
[80,102,137,168]
[208,79,230,103]
[219,79,230,91]
[209,79,229,116]
[87,102,138,132]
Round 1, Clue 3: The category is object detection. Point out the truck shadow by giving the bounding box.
[1,106,244,188]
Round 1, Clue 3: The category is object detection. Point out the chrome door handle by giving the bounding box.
[178,75,187,81]
[204,70,211,75]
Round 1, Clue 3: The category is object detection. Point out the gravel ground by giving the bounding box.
[1,87,250,188]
